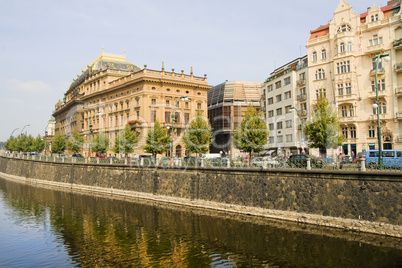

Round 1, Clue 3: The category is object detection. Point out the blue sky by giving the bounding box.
[0,0,380,142]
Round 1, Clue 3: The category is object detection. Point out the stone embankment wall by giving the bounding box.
[0,156,401,237]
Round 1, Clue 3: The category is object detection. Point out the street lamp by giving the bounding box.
[290,107,304,154]
[170,95,188,165]
[10,128,19,138]
[373,53,390,169]
[88,111,102,158]
[20,124,30,136]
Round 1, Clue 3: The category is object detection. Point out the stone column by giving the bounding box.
[307,158,311,170]
[360,158,366,171]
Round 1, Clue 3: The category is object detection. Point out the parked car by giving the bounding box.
[72,153,83,158]
[341,155,352,164]
[287,154,323,168]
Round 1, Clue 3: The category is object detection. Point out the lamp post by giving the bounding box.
[170,95,188,166]
[20,124,30,136]
[373,53,390,169]
[290,107,304,154]
[88,111,102,158]
[10,128,19,138]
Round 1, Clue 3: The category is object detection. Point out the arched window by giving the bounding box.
[337,24,351,33]
[321,49,326,59]
[315,88,326,99]
[341,106,347,117]
[315,69,325,80]
[312,51,317,61]
[349,105,354,116]
[340,42,345,53]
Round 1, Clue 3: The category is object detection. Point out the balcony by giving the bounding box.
[369,67,385,76]
[393,38,402,50]
[367,90,386,99]
[368,113,387,122]
[396,112,402,119]
[297,94,307,101]
[396,88,402,96]
[297,79,306,86]
[394,63,402,72]
[365,43,385,55]
[339,116,357,123]
[336,93,358,103]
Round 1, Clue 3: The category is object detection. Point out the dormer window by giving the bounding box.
[337,24,351,33]
[371,14,379,22]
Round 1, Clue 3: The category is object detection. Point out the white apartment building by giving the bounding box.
[261,56,309,156]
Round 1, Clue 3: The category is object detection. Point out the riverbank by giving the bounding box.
[0,156,401,238]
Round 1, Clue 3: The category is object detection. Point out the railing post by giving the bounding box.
[201,158,204,167]
[140,157,144,166]
[125,158,128,165]
[263,159,267,169]
[97,158,100,164]
[227,158,231,168]
[307,158,311,170]
[360,158,366,171]
[85,158,88,164]
[110,158,113,165]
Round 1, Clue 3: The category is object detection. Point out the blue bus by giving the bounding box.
[365,150,402,168]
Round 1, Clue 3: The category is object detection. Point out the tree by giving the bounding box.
[4,136,18,152]
[183,111,212,156]
[233,105,269,159]
[51,132,67,155]
[304,97,345,156]
[112,124,138,157]
[31,135,45,153]
[92,132,110,154]
[144,120,170,158]
[67,131,84,153]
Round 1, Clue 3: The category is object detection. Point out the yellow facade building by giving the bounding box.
[53,51,211,157]
[306,0,402,156]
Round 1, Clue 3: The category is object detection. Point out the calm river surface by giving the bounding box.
[0,177,401,268]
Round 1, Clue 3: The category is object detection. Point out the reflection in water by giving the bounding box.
[0,177,401,267]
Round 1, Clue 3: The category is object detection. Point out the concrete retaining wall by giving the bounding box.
[0,156,401,237]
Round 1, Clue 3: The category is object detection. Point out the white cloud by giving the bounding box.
[5,79,52,94]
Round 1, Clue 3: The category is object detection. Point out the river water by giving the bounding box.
[0,177,401,268]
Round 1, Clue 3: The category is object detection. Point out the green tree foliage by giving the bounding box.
[183,111,212,155]
[92,132,110,154]
[4,136,18,152]
[233,105,269,158]
[67,131,84,153]
[51,132,67,155]
[304,97,345,155]
[112,124,138,156]
[31,135,45,153]
[144,120,170,157]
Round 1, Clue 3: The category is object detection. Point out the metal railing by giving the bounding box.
[2,152,401,173]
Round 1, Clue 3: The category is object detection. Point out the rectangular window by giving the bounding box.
[341,106,347,117]
[372,57,383,70]
[368,126,375,138]
[338,84,344,96]
[269,123,274,131]
[276,94,282,102]
[276,108,282,116]
[185,113,190,125]
[268,110,274,117]
[267,85,273,92]
[277,121,283,129]
[285,105,292,114]
[166,100,170,107]
[136,111,140,119]
[284,91,291,99]
[284,77,291,85]
[337,61,351,74]
[175,112,180,123]
[286,120,292,128]
[165,111,171,123]
[342,127,348,138]
[286,134,292,142]
[197,103,202,109]
[151,110,156,123]
[345,83,352,94]
[151,99,156,105]
[121,115,124,126]
[275,81,281,89]
[136,99,140,106]
[185,102,189,109]
[277,135,283,143]
[269,136,274,143]
[350,127,356,138]
[268,97,273,105]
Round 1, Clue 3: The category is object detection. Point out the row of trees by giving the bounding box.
[4,99,344,158]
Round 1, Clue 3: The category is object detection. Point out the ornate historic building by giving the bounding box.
[207,81,262,157]
[306,0,402,156]
[53,50,210,157]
